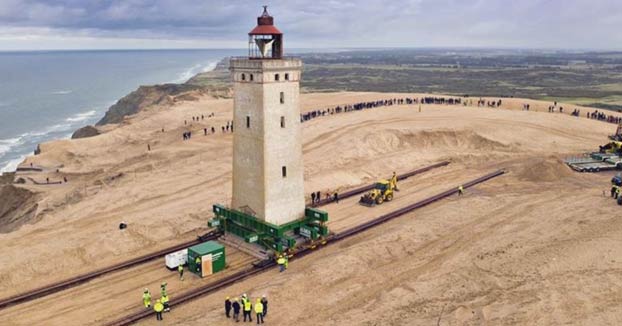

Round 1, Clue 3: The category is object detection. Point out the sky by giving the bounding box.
[0,0,621,51]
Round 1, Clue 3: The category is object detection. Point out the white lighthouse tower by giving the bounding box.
[230,6,305,226]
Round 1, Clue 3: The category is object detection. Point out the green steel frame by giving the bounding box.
[209,204,329,252]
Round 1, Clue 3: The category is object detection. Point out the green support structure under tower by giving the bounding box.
[208,204,329,253]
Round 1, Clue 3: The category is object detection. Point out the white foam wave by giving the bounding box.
[0,137,23,158]
[51,90,73,95]
[65,110,97,123]
[173,60,218,83]
[0,155,25,173]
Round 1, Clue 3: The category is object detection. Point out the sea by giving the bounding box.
[0,49,245,173]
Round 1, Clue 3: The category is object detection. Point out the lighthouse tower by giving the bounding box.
[230,6,305,226]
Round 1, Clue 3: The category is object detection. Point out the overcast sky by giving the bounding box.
[0,0,620,51]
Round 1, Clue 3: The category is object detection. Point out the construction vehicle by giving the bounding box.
[599,141,622,155]
[565,141,622,172]
[612,175,622,205]
[359,179,395,206]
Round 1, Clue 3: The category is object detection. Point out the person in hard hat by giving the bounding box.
[254,298,264,324]
[243,296,253,322]
[225,296,232,318]
[142,288,152,308]
[161,293,170,312]
[178,263,184,281]
[284,255,289,270]
[154,299,164,321]
[458,185,464,196]
[276,255,286,272]
[260,295,268,317]
[195,256,202,273]
[232,297,241,322]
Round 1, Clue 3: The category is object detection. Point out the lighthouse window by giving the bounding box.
[280,116,285,128]
[282,166,287,178]
[275,74,280,81]
[285,73,289,80]
[246,116,250,128]
[249,74,254,81]
[280,92,285,104]
[241,73,246,81]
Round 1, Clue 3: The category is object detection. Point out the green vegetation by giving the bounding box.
[188,49,622,111]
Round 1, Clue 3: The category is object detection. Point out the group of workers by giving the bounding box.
[225,294,268,323]
[143,282,171,321]
[310,191,339,205]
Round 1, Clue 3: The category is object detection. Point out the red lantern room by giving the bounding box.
[248,6,283,59]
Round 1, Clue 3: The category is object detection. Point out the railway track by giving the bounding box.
[0,231,221,310]
[0,161,449,311]
[107,168,504,326]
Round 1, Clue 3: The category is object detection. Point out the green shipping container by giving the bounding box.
[188,241,226,277]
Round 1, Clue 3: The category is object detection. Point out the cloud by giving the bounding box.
[0,0,620,50]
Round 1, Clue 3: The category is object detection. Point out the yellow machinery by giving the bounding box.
[599,141,622,155]
[359,179,395,206]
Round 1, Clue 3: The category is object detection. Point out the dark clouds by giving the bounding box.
[0,0,621,49]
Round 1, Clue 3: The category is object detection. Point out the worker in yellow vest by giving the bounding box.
[243,296,253,322]
[142,288,151,308]
[161,294,170,312]
[254,298,264,324]
[154,299,164,321]
[178,263,184,281]
[276,255,286,272]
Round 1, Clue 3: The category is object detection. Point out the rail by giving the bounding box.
[107,169,504,326]
[0,161,448,310]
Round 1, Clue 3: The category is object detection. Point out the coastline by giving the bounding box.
[0,57,224,174]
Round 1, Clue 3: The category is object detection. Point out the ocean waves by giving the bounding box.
[173,61,218,83]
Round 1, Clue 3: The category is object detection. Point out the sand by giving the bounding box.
[0,92,621,325]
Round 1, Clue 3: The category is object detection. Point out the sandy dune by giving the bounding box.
[1,92,621,325]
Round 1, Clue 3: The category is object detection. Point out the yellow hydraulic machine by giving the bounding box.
[359,174,398,207]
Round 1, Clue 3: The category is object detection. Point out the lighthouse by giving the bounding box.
[229,6,305,226]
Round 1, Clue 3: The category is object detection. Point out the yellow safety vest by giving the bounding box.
[254,302,264,314]
[277,257,285,265]
[244,300,252,311]
[154,302,164,312]
[161,295,169,304]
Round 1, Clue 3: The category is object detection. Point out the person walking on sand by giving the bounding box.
[277,254,286,272]
[333,192,339,203]
[178,263,184,281]
[260,295,268,317]
[315,191,321,204]
[225,296,232,318]
[142,288,152,308]
[311,192,316,205]
[232,297,241,322]
[458,185,464,196]
[243,297,253,322]
[254,298,264,324]
[154,299,164,321]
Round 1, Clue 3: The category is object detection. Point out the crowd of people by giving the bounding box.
[300,96,465,123]
[225,294,268,324]
[586,110,622,124]
[310,190,339,205]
